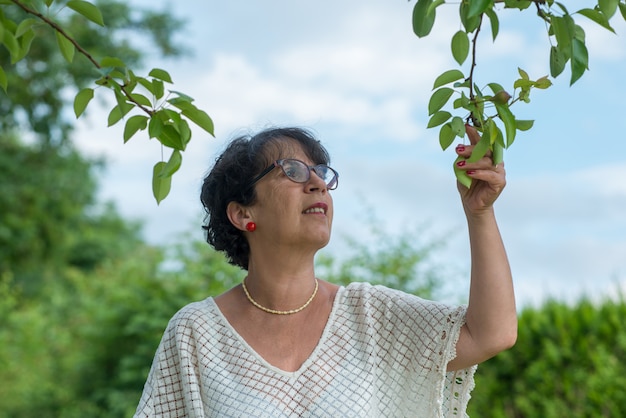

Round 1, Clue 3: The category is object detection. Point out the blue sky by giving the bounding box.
[74,1,626,307]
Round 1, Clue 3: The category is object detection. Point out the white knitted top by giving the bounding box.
[134,282,476,417]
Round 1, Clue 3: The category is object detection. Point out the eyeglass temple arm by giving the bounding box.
[250,162,279,186]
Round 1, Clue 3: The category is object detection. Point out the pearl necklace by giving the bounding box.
[241,278,319,315]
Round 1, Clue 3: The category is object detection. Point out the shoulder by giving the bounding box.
[341,282,465,322]
[163,298,220,338]
[342,281,428,308]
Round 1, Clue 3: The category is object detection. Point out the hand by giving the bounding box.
[454,125,506,216]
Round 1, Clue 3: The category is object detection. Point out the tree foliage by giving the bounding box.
[413,0,626,187]
[0,133,144,295]
[0,0,213,203]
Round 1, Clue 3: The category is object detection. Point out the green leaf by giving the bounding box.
[570,38,589,85]
[161,150,183,177]
[577,8,615,33]
[15,18,37,37]
[0,66,7,92]
[454,156,473,188]
[515,119,534,131]
[492,142,504,165]
[137,77,155,95]
[427,111,452,128]
[620,2,626,20]
[148,115,164,138]
[503,0,531,10]
[123,115,149,142]
[15,28,35,62]
[153,79,165,100]
[176,119,192,148]
[534,76,552,89]
[549,45,568,78]
[412,0,436,38]
[453,79,471,89]
[495,103,516,147]
[433,69,465,89]
[428,87,454,115]
[100,56,126,68]
[598,0,618,18]
[513,78,533,90]
[518,67,529,80]
[107,102,133,127]
[73,88,94,118]
[149,68,173,83]
[439,123,455,150]
[453,92,470,109]
[573,24,586,43]
[129,93,152,107]
[168,100,215,135]
[450,116,466,138]
[484,8,499,40]
[468,0,491,18]
[169,90,195,102]
[468,126,491,163]
[451,30,469,65]
[55,31,75,63]
[2,30,20,63]
[554,2,570,15]
[427,0,446,15]
[67,0,105,26]
[460,1,481,32]
[487,82,506,95]
[157,125,185,150]
[551,15,573,50]
[152,162,171,204]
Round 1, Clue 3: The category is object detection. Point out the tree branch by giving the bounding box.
[9,0,154,116]
[468,13,484,126]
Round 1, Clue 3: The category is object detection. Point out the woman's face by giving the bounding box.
[247,141,334,252]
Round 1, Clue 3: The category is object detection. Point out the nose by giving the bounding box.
[306,167,327,192]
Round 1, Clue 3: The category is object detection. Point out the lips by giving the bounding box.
[303,202,328,215]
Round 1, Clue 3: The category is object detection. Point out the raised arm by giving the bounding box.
[447,125,517,371]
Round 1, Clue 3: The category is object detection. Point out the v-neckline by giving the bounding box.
[208,286,345,378]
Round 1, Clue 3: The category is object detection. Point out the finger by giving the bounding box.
[457,155,503,172]
[465,124,481,146]
[467,161,506,180]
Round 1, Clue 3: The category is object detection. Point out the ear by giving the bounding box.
[227,201,253,232]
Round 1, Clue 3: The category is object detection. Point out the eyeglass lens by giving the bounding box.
[279,159,337,189]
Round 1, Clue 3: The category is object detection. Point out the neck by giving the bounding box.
[244,255,318,312]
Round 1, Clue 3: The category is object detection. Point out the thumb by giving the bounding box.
[465,124,481,145]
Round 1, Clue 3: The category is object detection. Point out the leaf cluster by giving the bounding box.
[1,0,213,203]
[412,0,626,186]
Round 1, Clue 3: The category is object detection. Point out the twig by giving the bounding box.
[9,0,154,116]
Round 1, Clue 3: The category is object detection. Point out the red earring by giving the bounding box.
[245,222,257,232]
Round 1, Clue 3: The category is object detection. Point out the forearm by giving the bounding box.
[464,208,517,356]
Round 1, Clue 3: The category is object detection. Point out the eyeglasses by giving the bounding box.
[250,159,339,190]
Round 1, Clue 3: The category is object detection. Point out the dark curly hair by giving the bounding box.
[200,127,331,270]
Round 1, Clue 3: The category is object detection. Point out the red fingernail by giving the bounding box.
[456,145,465,152]
[467,170,476,175]
[456,160,466,167]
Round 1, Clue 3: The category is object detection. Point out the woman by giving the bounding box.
[134,126,516,417]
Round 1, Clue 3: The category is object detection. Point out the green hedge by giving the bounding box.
[469,297,626,417]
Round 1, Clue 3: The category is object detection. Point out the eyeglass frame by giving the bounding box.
[249,158,339,190]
